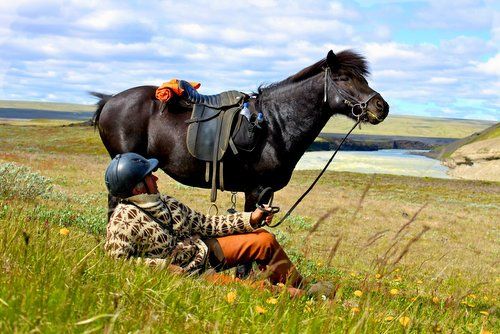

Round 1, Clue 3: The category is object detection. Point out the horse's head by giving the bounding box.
[325,50,389,124]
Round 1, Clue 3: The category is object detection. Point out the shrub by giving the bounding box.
[0,162,53,200]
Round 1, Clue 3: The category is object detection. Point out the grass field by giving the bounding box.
[0,123,498,333]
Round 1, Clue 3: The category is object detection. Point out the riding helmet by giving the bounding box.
[105,152,159,198]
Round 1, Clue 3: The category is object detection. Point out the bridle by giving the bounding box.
[323,67,378,122]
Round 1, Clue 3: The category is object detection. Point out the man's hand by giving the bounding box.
[167,264,185,275]
[250,205,275,228]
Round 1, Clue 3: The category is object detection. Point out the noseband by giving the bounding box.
[323,67,378,121]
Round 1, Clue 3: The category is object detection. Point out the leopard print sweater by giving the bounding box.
[104,193,254,272]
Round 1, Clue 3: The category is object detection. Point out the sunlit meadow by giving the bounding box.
[0,123,498,333]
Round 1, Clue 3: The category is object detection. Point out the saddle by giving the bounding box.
[181,80,248,202]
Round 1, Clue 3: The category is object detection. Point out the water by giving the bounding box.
[296,149,451,179]
[0,108,93,120]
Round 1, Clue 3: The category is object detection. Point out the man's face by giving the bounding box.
[144,173,159,194]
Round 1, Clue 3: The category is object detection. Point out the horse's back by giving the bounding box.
[98,86,159,157]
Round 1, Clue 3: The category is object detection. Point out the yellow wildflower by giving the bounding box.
[350,272,357,277]
[351,307,360,314]
[354,290,363,297]
[385,316,394,321]
[255,306,267,314]
[480,311,489,316]
[416,280,423,284]
[399,316,411,327]
[393,276,402,282]
[266,297,278,305]
[390,288,399,295]
[59,228,70,236]
[467,302,476,308]
[375,273,382,279]
[410,297,418,302]
[225,291,236,304]
[432,296,440,304]
[481,330,492,334]
[468,294,476,299]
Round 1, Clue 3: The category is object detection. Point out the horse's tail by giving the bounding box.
[89,92,112,129]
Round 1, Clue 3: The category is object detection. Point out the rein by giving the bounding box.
[267,119,359,228]
[267,67,371,228]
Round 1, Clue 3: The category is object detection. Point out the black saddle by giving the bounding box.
[183,81,249,202]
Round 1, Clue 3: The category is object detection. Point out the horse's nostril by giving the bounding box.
[375,99,384,111]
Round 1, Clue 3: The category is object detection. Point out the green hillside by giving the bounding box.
[429,122,500,159]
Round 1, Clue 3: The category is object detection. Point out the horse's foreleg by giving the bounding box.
[107,194,120,221]
[234,188,266,279]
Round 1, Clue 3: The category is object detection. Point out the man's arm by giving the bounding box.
[104,227,185,272]
[161,195,267,237]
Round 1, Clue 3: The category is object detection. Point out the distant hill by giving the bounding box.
[0,100,95,113]
[323,114,495,139]
[435,123,500,182]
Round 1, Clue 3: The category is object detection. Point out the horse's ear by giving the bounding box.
[326,50,340,72]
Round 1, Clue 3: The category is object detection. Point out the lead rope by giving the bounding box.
[267,118,360,228]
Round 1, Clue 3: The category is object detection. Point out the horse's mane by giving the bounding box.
[258,50,369,94]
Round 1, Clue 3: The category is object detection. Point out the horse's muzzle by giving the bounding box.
[366,96,389,124]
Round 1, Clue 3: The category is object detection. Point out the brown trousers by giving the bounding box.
[205,229,303,287]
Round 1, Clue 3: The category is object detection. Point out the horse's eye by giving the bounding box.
[334,76,349,81]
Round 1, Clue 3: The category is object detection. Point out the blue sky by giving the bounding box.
[0,0,498,120]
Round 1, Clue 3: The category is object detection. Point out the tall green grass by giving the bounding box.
[0,162,497,333]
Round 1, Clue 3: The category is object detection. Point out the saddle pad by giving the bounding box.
[179,80,246,109]
[186,104,241,161]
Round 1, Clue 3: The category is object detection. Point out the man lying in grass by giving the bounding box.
[104,152,322,295]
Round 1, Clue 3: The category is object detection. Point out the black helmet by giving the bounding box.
[105,152,159,198]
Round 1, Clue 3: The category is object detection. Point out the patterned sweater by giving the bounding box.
[104,193,254,272]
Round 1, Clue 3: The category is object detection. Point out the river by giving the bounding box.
[296,149,450,179]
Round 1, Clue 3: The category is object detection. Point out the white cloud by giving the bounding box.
[0,0,497,120]
[428,77,458,84]
[475,53,500,76]
[75,9,136,30]
[329,2,360,20]
[364,42,424,63]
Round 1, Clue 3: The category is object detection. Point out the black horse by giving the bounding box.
[94,50,389,214]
